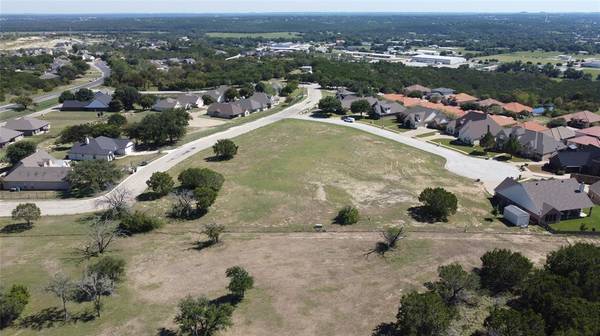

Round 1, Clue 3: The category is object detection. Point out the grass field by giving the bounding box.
[206,32,301,39]
[551,207,600,232]
[357,116,411,133]
[137,119,501,232]
[474,51,600,64]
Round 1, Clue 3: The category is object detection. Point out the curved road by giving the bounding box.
[0,85,519,216]
[0,60,111,113]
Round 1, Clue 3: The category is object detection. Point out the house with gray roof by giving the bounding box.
[399,106,447,129]
[0,127,24,148]
[5,117,50,136]
[494,177,594,225]
[549,148,600,176]
[403,84,431,95]
[1,150,71,190]
[61,91,112,111]
[496,127,566,161]
[371,100,407,118]
[542,126,578,142]
[68,136,134,161]
[589,181,600,204]
[430,87,455,97]
[152,98,184,112]
[207,102,245,118]
[207,92,273,119]
[176,93,203,108]
[205,85,230,103]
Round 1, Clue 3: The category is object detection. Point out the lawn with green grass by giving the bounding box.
[357,116,411,133]
[551,207,600,232]
[474,51,600,65]
[430,138,491,157]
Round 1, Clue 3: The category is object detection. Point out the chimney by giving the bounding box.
[578,182,585,193]
[85,137,90,145]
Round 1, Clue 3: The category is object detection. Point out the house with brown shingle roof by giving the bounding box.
[490,115,517,127]
[557,111,600,129]
[503,102,533,116]
[403,84,431,94]
[477,98,503,109]
[451,93,478,105]
[494,177,594,225]
[520,120,548,133]
[543,126,578,142]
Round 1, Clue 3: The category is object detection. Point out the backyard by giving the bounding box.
[551,207,600,232]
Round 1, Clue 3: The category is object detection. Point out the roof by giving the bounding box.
[3,150,71,183]
[177,93,202,106]
[61,100,89,109]
[551,149,600,168]
[542,126,578,141]
[69,136,132,156]
[477,98,503,108]
[590,181,600,196]
[576,126,600,138]
[489,115,517,127]
[452,93,478,104]
[501,127,566,155]
[238,98,262,112]
[248,92,272,107]
[503,102,533,114]
[92,92,112,106]
[495,177,594,216]
[207,102,244,117]
[520,121,549,132]
[430,87,455,95]
[568,135,600,148]
[459,116,504,141]
[559,111,600,124]
[5,117,49,132]
[404,84,431,93]
[0,127,23,143]
[383,94,422,107]
[153,98,180,110]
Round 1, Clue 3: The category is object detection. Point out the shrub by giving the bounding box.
[335,206,359,225]
[418,187,458,222]
[194,187,218,212]
[11,203,41,225]
[5,141,36,165]
[212,139,238,160]
[146,171,174,197]
[118,211,163,234]
[226,266,254,298]
[480,249,533,294]
[178,168,224,191]
[0,285,30,328]
[88,256,126,282]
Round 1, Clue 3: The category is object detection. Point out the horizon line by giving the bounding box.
[2,11,600,15]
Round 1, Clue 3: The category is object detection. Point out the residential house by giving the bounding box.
[400,106,448,129]
[153,98,184,112]
[567,135,600,149]
[403,84,431,95]
[0,127,24,148]
[451,93,478,106]
[207,92,273,118]
[446,111,492,136]
[503,102,533,116]
[207,102,245,118]
[205,85,230,103]
[494,177,594,225]
[477,98,503,109]
[429,87,455,97]
[61,91,112,111]
[557,111,600,129]
[542,126,578,142]
[520,121,548,133]
[573,126,600,149]
[5,117,50,136]
[456,116,504,145]
[371,100,407,118]
[68,136,134,161]
[549,148,600,175]
[176,94,204,108]
[1,150,71,190]
[496,127,566,161]
[589,181,600,204]
[489,115,517,128]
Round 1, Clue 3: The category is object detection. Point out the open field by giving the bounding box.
[205,32,301,39]
[136,119,508,232]
[0,211,587,336]
[474,51,600,64]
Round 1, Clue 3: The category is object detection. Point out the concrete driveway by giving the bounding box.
[292,115,520,192]
[0,85,322,216]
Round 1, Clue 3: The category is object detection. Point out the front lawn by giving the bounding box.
[551,207,600,232]
[357,116,411,132]
[430,138,492,157]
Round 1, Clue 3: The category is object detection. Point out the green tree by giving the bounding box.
[480,249,533,294]
[113,86,141,110]
[11,203,41,226]
[335,206,359,225]
[480,129,496,151]
[139,94,156,110]
[350,99,372,117]
[118,211,163,235]
[108,99,123,112]
[238,84,255,98]
[212,139,238,160]
[224,88,239,102]
[107,113,127,127]
[255,82,266,93]
[226,266,254,298]
[417,187,458,222]
[503,135,521,158]
[58,90,75,103]
[194,187,218,212]
[175,296,233,336]
[425,263,478,305]
[5,141,36,165]
[280,81,298,97]
[0,285,30,329]
[88,256,126,283]
[75,88,94,101]
[202,223,225,245]
[146,171,174,197]
[202,95,215,105]
[178,168,224,191]
[11,95,33,110]
[395,291,454,336]
[66,160,123,197]
[484,308,545,336]
[318,96,344,115]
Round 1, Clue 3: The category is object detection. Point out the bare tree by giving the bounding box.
[169,190,196,219]
[95,188,132,219]
[366,227,406,257]
[46,273,74,322]
[78,271,114,317]
[82,218,120,257]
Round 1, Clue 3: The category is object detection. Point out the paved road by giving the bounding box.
[0,85,322,216]
[0,60,111,113]
[292,115,520,191]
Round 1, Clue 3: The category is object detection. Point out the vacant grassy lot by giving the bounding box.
[551,207,600,232]
[136,119,502,232]
[206,32,301,39]
[474,51,600,64]
[0,211,580,336]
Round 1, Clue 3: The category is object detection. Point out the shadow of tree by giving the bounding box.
[0,223,33,234]
[407,206,440,223]
[157,327,177,336]
[210,293,242,307]
[191,240,216,252]
[371,322,397,336]
[136,192,161,202]
[18,307,96,330]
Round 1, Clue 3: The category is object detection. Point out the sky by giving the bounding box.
[1,0,599,14]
